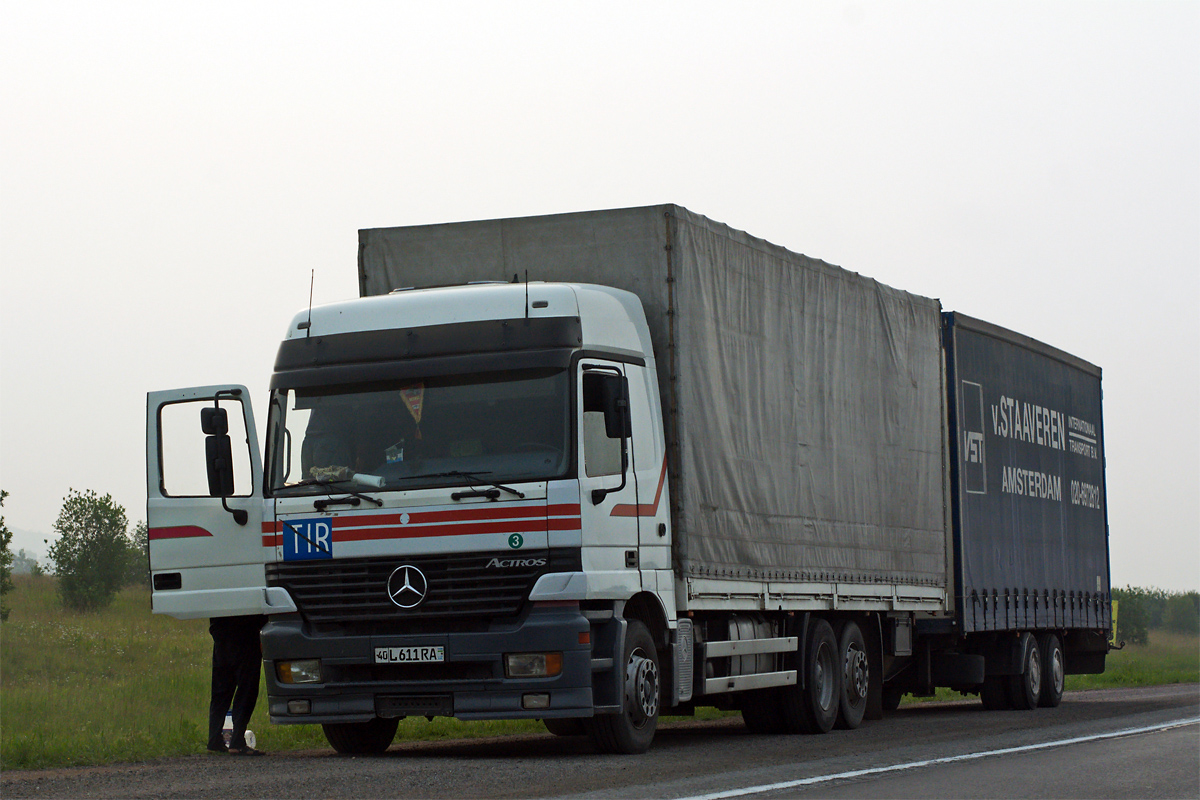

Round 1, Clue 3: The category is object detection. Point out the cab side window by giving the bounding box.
[159,399,253,497]
[582,372,622,477]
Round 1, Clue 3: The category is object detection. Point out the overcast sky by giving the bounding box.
[1,2,1196,591]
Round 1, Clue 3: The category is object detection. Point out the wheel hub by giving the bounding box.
[845,646,869,701]
[1028,648,1042,697]
[626,649,660,727]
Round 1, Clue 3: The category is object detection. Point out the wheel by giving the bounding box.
[543,718,587,736]
[835,621,869,730]
[321,717,400,754]
[741,689,787,734]
[881,685,903,712]
[586,619,660,754]
[980,675,1012,710]
[1038,633,1065,708]
[1008,632,1042,710]
[781,617,840,734]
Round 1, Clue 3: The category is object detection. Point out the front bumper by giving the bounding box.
[263,605,593,724]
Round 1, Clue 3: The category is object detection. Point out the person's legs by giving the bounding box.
[207,630,238,751]
[228,630,261,749]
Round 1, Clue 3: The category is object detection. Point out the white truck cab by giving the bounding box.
[147,281,675,753]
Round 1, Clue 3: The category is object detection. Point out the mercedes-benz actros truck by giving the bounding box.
[147,205,1110,754]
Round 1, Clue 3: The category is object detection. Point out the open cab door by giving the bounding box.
[146,385,290,619]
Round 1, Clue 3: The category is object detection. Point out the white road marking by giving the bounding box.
[676,717,1200,800]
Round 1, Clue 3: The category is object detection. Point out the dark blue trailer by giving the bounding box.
[907,312,1112,711]
[944,312,1110,633]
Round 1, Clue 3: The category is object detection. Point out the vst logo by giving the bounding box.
[960,380,987,495]
[964,431,985,463]
[282,518,334,561]
[486,557,547,569]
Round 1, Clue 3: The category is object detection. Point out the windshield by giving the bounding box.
[268,368,571,494]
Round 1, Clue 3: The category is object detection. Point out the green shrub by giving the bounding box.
[1,490,13,622]
[46,490,131,612]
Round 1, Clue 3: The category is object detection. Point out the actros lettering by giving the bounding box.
[486,557,547,569]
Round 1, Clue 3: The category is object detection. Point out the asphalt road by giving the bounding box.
[3,684,1196,799]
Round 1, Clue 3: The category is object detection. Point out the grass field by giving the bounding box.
[2,575,1196,769]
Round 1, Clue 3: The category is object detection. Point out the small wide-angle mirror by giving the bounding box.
[200,406,229,436]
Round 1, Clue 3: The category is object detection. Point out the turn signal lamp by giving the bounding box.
[505,652,563,678]
[276,659,322,684]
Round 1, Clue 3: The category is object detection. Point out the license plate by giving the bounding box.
[374,646,445,664]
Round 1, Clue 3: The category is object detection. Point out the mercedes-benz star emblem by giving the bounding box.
[386,565,429,609]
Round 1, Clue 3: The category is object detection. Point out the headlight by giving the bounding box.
[505,652,563,678]
[276,659,322,684]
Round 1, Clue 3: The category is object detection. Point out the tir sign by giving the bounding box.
[282,518,334,561]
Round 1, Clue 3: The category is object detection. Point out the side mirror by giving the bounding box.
[201,404,247,525]
[599,375,631,439]
[205,434,235,497]
[587,372,631,505]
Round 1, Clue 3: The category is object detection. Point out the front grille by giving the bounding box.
[266,549,580,635]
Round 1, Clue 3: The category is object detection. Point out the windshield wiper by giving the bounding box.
[408,470,525,499]
[280,476,385,509]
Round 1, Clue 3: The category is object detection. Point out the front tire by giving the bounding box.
[587,619,660,754]
[543,718,587,737]
[322,717,400,754]
[1038,633,1065,708]
[782,617,840,733]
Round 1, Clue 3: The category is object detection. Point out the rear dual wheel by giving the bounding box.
[745,618,869,733]
[835,621,869,730]
[981,631,1058,711]
[1038,633,1065,708]
[782,618,840,733]
[1008,632,1043,710]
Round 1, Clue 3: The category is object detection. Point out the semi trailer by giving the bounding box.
[146,205,1110,754]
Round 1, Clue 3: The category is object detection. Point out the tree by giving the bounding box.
[46,489,130,611]
[11,549,40,575]
[1163,591,1200,635]
[1,490,13,621]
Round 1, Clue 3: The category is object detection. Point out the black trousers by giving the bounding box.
[208,615,267,751]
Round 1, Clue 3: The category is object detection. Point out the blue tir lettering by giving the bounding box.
[282,518,334,561]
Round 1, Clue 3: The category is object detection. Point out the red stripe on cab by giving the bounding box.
[148,526,213,540]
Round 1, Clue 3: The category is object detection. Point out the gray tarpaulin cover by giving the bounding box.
[359,205,948,588]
